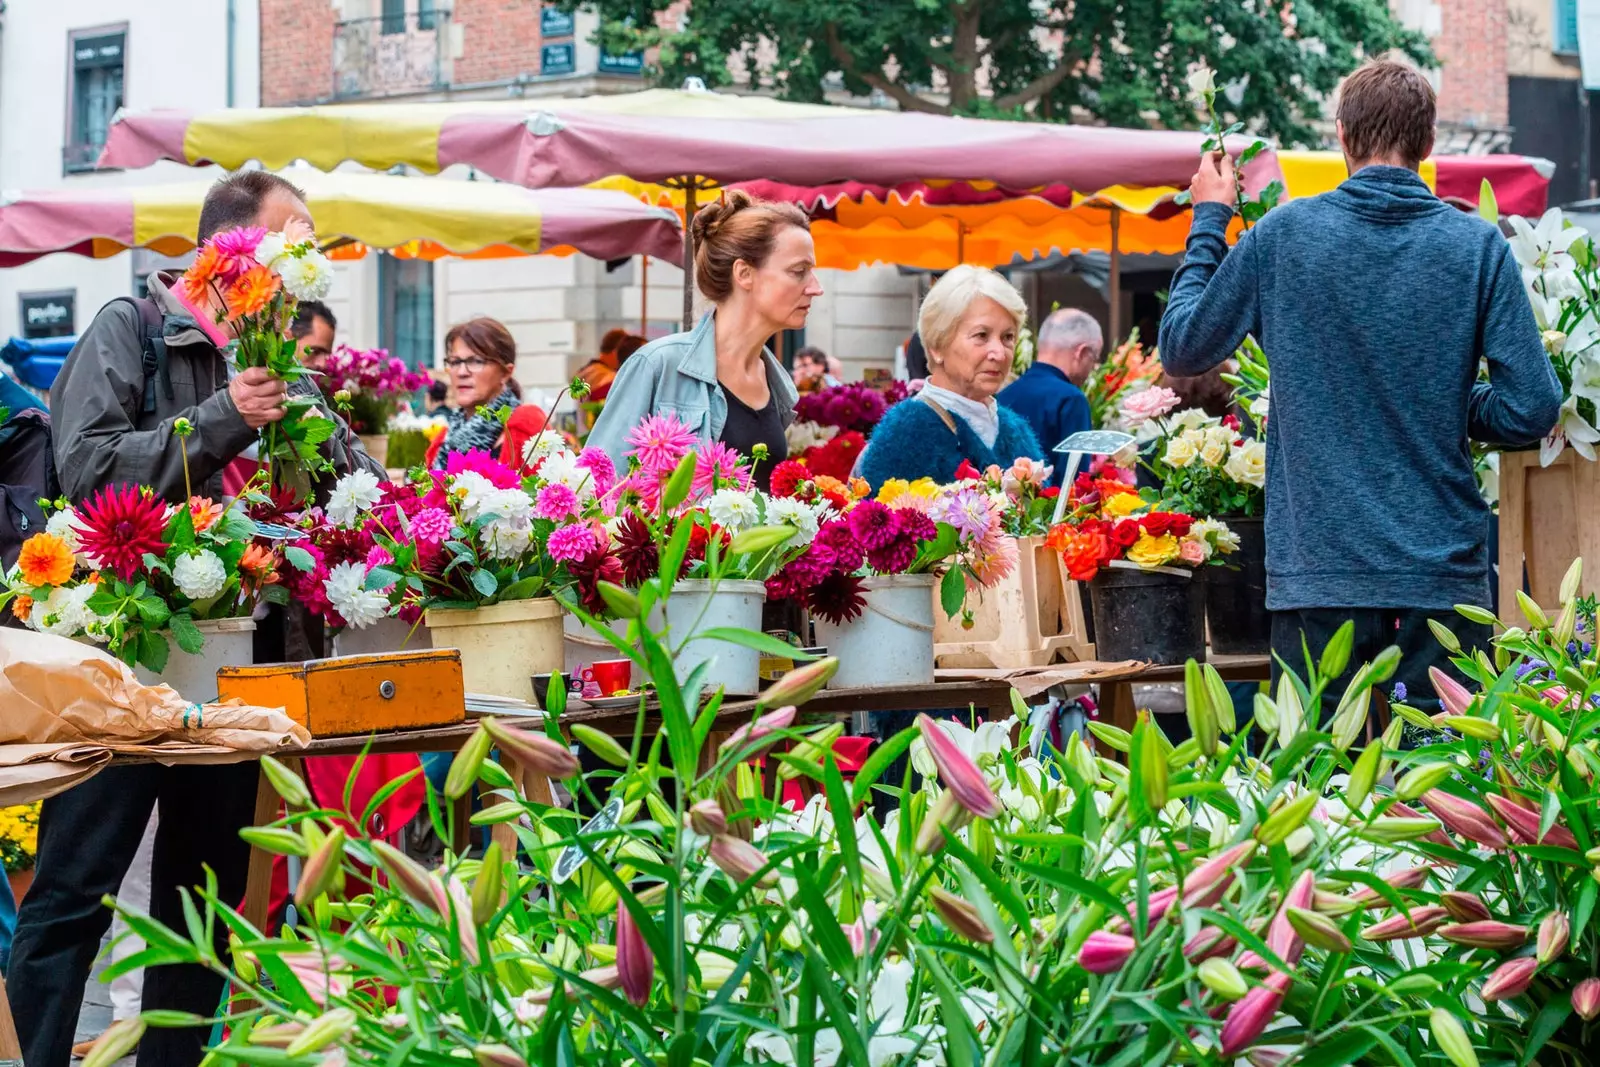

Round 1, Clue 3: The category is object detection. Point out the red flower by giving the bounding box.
[1041,486,1060,499]
[954,459,982,482]
[1111,520,1142,548]
[1222,414,1241,431]
[769,459,812,500]
[1167,514,1194,537]
[76,484,169,581]
[1141,512,1175,537]
[613,512,659,586]
[568,548,625,615]
[808,572,867,625]
[1057,528,1106,583]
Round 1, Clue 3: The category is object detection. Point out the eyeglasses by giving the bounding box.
[443,357,492,372]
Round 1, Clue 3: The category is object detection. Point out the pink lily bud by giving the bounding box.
[1245,1048,1293,1067]
[1481,956,1538,1001]
[708,834,777,887]
[447,877,480,965]
[1349,865,1434,904]
[914,789,976,856]
[1360,905,1450,942]
[1541,685,1572,710]
[1429,666,1473,717]
[688,799,728,836]
[1219,971,1292,1057]
[1312,890,1363,917]
[370,840,440,913]
[1387,801,1455,848]
[1440,891,1493,923]
[615,901,652,1006]
[1486,793,1580,849]
[1537,912,1570,964]
[1185,841,1258,896]
[1077,930,1136,974]
[1240,871,1315,971]
[1420,790,1509,850]
[1438,921,1529,950]
[482,717,581,780]
[1572,977,1600,1020]
[916,714,1003,819]
[719,705,798,755]
[930,887,994,944]
[1183,925,1236,963]
[845,901,881,956]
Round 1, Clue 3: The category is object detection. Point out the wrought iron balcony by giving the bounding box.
[332,10,449,101]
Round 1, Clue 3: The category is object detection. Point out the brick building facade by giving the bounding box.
[1434,0,1511,129]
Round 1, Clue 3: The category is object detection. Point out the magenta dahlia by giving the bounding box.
[76,484,169,580]
[814,521,864,572]
[866,537,918,574]
[892,508,937,544]
[445,449,520,489]
[848,500,898,551]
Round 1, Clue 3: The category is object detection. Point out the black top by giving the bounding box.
[719,386,787,492]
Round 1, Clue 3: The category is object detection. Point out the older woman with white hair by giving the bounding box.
[859,265,1043,487]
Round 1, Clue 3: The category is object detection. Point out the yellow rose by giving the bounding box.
[1199,426,1231,467]
[1164,433,1199,468]
[1225,440,1267,488]
[906,478,940,500]
[1127,532,1181,567]
[877,478,911,504]
[1103,492,1146,519]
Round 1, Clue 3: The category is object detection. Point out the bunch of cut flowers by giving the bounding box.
[1,474,282,672]
[319,344,431,435]
[179,220,337,501]
[1046,472,1237,582]
[785,380,909,480]
[947,454,1061,537]
[1085,327,1163,429]
[1121,384,1265,518]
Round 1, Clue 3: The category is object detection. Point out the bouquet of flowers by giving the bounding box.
[946,455,1061,537]
[320,344,431,435]
[179,221,337,501]
[1,481,281,671]
[1084,328,1163,429]
[1047,474,1237,582]
[1121,385,1265,518]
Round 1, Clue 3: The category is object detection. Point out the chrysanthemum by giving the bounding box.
[535,482,580,521]
[181,243,226,302]
[848,500,898,551]
[808,572,867,626]
[239,543,280,593]
[766,496,822,545]
[969,524,1019,587]
[613,513,659,586]
[224,265,281,319]
[566,548,625,615]
[866,537,918,575]
[547,523,600,563]
[931,486,993,543]
[692,440,750,499]
[76,484,169,581]
[625,412,697,475]
[17,533,76,588]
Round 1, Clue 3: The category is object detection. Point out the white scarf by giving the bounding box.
[919,384,999,448]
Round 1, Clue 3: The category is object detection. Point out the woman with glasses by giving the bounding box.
[431,317,524,469]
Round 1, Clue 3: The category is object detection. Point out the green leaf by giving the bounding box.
[918,949,980,1067]
[1293,1025,1380,1067]
[138,628,171,674]
[284,546,317,573]
[169,612,204,655]
[940,566,966,618]
[263,582,291,606]
[849,724,918,807]
[134,596,171,628]
[365,566,402,591]
[470,568,498,598]
[497,575,543,602]
[822,754,861,889]
[1521,996,1572,1065]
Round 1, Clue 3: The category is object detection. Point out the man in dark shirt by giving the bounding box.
[998,308,1100,484]
[1158,60,1560,727]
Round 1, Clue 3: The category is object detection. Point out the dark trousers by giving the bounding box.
[9,762,258,1067]
[1269,608,1491,744]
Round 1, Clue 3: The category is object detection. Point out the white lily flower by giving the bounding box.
[1508,209,1584,292]
[1542,395,1600,465]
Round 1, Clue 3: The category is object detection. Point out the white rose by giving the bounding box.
[1187,65,1216,102]
[1164,429,1200,468]
[1224,440,1266,488]
[1198,429,1230,468]
[173,550,227,601]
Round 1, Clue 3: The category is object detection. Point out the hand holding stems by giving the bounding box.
[1177,63,1283,227]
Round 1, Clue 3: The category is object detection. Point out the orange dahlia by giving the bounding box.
[11,594,32,621]
[17,532,75,587]
[182,242,225,298]
[239,543,280,593]
[188,496,224,533]
[224,265,281,319]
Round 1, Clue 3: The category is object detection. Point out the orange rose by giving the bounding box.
[17,532,75,587]
[224,265,281,319]
[1052,527,1105,582]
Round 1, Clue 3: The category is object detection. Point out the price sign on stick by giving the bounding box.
[1050,430,1137,524]
[553,796,625,884]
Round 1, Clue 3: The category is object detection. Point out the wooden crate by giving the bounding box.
[218,650,466,737]
[933,534,1094,668]
[1497,449,1600,627]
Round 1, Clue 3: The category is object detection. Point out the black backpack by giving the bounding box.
[0,405,57,626]
[113,295,175,415]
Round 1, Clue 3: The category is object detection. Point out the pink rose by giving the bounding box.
[1178,539,1206,565]
[1119,386,1182,427]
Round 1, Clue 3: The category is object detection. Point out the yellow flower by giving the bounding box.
[877,478,911,504]
[1127,532,1181,567]
[1103,492,1146,519]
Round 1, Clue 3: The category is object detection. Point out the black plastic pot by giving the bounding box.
[1088,563,1205,665]
[1205,517,1269,655]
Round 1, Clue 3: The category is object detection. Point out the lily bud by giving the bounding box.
[930,886,994,943]
[1420,789,1508,850]
[1359,816,1445,844]
[1312,890,1363,917]
[1429,667,1473,718]
[370,840,438,912]
[1240,871,1316,971]
[1327,685,1370,753]
[285,1008,356,1056]
[709,834,776,887]
[247,1023,305,1048]
[1348,865,1433,904]
[483,718,581,780]
[1184,925,1237,962]
[1345,744,1381,810]
[294,826,346,911]
[1573,977,1600,1020]
[1439,921,1529,950]
[1203,662,1237,735]
[1185,659,1218,757]
[615,900,653,1006]
[1064,732,1098,784]
[1253,692,1280,735]
[1275,675,1304,746]
[1185,840,1257,896]
[1429,1009,1478,1067]
[689,799,728,836]
[915,787,976,855]
[474,1045,530,1067]
[1486,793,1580,849]
[261,755,312,808]
[916,714,1003,819]
[238,827,309,857]
[82,1018,146,1067]
[759,657,838,709]
[1077,930,1136,974]
[1554,599,1578,648]
[1286,906,1352,953]
[1199,957,1249,1000]
[570,723,631,767]
[1440,891,1493,923]
[445,723,493,800]
[777,722,845,780]
[1537,912,1570,963]
[1135,715,1169,810]
[1219,971,1292,1057]
[471,841,504,926]
[1516,589,1550,629]
[1394,762,1455,802]
[1481,956,1538,1001]
[1360,905,1449,942]
[720,705,797,755]
[1256,793,1317,847]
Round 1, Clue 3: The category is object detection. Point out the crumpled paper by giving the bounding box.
[0,629,310,805]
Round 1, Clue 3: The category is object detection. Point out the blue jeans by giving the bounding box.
[0,867,15,971]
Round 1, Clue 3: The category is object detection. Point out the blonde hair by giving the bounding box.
[918,266,1028,355]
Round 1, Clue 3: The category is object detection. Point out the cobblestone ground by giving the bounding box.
[74,934,134,1067]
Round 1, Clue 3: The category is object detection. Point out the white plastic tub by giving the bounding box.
[134,616,256,704]
[814,573,937,689]
[663,579,766,697]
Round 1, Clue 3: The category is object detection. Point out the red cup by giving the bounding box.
[580,659,632,696]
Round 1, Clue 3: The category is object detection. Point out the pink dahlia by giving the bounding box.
[445,449,520,489]
[535,482,580,521]
[76,484,169,581]
[625,413,697,475]
[547,523,599,563]
[576,447,617,498]
[892,508,937,544]
[866,537,918,575]
[692,440,750,500]
[814,521,864,572]
[411,507,453,543]
[209,225,265,282]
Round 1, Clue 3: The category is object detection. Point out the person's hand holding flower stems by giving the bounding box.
[1178,62,1282,227]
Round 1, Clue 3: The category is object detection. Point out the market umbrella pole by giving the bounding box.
[1109,204,1123,343]
[640,255,649,334]
[682,182,698,331]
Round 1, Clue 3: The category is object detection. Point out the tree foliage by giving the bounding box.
[560,0,1434,147]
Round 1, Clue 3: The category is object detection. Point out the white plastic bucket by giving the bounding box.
[134,616,256,704]
[815,574,937,689]
[332,616,426,657]
[426,597,564,703]
[663,579,766,697]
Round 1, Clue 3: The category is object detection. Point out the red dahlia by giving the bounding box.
[769,459,812,500]
[613,513,659,587]
[76,484,169,580]
[807,572,867,626]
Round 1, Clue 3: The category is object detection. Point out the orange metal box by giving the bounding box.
[218,651,466,737]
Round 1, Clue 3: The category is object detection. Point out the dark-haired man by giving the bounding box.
[1158,60,1561,729]
[291,299,338,374]
[11,170,381,1067]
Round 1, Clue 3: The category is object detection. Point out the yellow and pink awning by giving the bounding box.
[0,169,685,267]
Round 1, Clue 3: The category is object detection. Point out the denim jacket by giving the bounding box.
[587,312,798,469]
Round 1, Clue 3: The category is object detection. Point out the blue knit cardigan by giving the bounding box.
[858,396,1044,489]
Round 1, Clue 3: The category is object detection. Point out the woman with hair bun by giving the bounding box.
[588,191,823,491]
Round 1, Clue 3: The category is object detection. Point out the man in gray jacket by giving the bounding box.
[10,170,382,1067]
